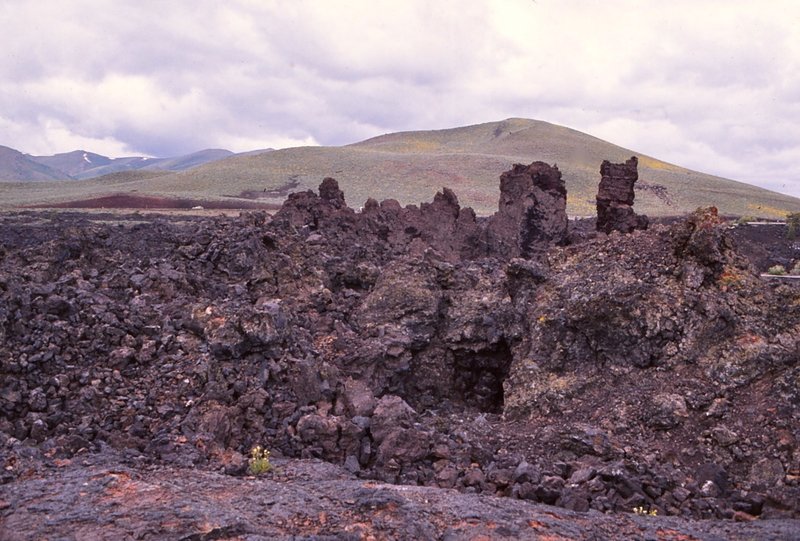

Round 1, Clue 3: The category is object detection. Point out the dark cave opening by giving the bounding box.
[451,341,513,413]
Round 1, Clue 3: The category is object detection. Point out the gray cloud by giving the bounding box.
[1,0,799,196]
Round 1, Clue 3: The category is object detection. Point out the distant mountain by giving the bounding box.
[16,148,237,180]
[0,145,71,181]
[68,156,157,179]
[30,150,114,177]
[63,149,236,179]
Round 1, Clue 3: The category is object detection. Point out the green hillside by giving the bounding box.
[2,118,798,217]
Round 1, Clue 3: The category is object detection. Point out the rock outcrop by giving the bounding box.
[271,161,571,264]
[596,156,649,234]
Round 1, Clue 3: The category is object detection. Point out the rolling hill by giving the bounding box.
[2,118,799,217]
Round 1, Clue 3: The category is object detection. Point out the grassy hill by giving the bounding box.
[3,118,799,217]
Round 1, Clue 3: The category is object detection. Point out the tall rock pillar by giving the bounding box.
[596,156,649,234]
[485,162,569,259]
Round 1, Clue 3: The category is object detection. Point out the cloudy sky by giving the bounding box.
[2,1,799,195]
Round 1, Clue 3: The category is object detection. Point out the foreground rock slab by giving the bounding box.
[2,451,797,541]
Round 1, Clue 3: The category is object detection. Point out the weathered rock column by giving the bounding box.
[596,156,649,234]
[485,162,569,259]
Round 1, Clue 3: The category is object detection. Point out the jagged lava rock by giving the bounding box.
[1,167,799,533]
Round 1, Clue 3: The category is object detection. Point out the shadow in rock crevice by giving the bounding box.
[451,340,513,414]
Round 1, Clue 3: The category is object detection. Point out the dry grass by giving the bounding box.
[638,156,682,172]
[746,203,791,219]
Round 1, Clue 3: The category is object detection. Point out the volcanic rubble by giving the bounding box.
[0,159,799,540]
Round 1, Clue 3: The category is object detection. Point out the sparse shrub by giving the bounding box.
[248,445,272,475]
[633,506,658,516]
[735,215,755,226]
[790,261,800,276]
[767,265,787,276]
[787,212,800,240]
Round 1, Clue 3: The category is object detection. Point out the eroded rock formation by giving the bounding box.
[596,156,649,234]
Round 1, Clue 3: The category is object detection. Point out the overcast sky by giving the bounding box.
[2,1,799,196]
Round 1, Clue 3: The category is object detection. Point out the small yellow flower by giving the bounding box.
[248,445,272,475]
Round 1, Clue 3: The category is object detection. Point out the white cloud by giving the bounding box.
[36,118,138,157]
[1,0,799,195]
[0,114,136,157]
